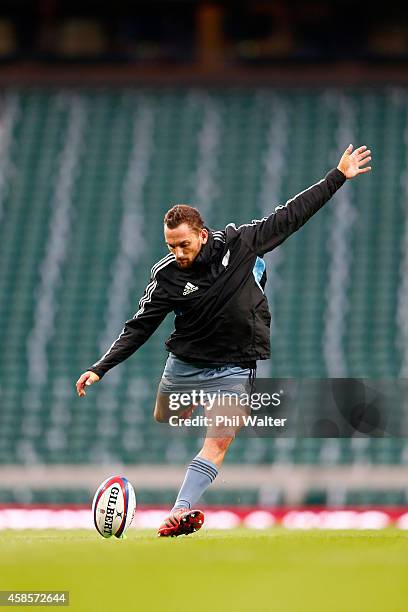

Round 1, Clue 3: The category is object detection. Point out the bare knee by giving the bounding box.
[153,404,169,423]
[153,393,170,423]
[154,410,166,423]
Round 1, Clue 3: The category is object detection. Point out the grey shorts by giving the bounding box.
[158,353,253,396]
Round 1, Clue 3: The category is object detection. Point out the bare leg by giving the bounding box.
[153,389,196,423]
[158,397,249,535]
[153,390,171,423]
[198,436,234,469]
[197,397,248,467]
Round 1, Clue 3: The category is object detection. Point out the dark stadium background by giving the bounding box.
[0,0,407,531]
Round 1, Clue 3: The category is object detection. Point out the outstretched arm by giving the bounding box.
[232,144,372,256]
[76,277,171,396]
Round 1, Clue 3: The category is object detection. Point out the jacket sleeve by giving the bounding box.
[89,277,171,379]
[233,168,346,256]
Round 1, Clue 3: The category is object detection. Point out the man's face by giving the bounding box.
[164,222,208,269]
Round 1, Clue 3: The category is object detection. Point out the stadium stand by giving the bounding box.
[0,86,406,504]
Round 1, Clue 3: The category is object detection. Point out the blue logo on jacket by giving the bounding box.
[252,257,266,293]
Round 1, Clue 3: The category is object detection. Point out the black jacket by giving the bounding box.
[89,168,346,378]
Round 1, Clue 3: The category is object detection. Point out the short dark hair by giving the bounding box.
[164,204,204,233]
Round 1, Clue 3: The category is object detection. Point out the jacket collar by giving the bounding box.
[193,229,215,267]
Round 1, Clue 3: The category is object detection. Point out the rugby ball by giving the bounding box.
[92,476,136,538]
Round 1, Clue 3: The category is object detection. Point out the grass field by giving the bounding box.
[1,528,407,612]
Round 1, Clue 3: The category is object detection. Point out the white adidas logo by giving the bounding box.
[183,282,199,296]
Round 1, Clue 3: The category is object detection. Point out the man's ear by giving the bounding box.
[201,228,209,244]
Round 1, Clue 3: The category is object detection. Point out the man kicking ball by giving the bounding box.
[76,144,372,536]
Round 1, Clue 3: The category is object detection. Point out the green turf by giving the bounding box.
[0,529,407,612]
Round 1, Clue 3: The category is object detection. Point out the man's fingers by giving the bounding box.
[359,156,371,166]
[76,371,100,396]
[76,372,94,396]
[76,376,86,396]
[338,144,372,179]
[356,149,371,161]
[357,148,371,157]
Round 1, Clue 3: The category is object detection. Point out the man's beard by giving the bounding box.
[177,260,192,268]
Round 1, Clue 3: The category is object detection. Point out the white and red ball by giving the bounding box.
[92,476,136,538]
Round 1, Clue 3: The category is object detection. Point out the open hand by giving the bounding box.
[337,144,372,179]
